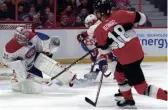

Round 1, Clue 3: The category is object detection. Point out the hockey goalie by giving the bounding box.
[2,27,76,94]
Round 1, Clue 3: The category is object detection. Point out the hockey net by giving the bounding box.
[0,21,34,80]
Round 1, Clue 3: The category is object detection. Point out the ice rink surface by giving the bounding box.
[0,62,167,110]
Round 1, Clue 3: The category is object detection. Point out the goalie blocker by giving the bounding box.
[34,53,76,85]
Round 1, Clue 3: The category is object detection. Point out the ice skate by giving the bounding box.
[117,98,137,109]
[84,69,100,80]
[114,89,123,101]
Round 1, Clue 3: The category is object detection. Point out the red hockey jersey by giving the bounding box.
[94,10,145,65]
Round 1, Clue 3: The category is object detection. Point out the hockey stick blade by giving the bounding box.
[85,97,96,107]
[103,72,112,78]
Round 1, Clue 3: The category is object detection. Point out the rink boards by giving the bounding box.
[0,28,167,64]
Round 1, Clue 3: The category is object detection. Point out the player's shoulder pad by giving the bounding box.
[87,20,102,36]
[35,32,50,40]
[5,38,23,53]
[114,10,134,16]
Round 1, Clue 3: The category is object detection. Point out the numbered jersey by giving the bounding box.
[2,32,44,70]
[94,10,145,65]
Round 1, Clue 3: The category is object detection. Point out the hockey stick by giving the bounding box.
[81,41,96,73]
[103,72,112,77]
[51,47,96,80]
[81,41,112,78]
[85,70,104,107]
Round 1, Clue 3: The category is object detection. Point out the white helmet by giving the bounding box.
[14,27,29,45]
[84,14,98,28]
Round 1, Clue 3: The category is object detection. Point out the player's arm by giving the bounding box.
[2,49,18,65]
[134,11,147,25]
[77,31,89,42]
[35,32,60,57]
[119,10,147,26]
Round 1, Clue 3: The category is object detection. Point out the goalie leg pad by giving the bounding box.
[20,79,42,94]
[11,77,20,92]
[28,66,43,78]
[7,60,27,82]
[34,53,75,85]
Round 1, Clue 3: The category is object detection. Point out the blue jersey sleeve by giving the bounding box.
[36,32,50,40]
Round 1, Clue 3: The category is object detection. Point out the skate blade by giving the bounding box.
[118,105,137,109]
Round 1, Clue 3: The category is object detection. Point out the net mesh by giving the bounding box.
[0,24,32,30]
[0,22,34,30]
[0,22,34,80]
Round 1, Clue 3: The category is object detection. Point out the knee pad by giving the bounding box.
[118,80,131,92]
[143,85,159,98]
[20,79,42,94]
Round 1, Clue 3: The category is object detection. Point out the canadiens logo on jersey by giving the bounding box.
[25,46,36,59]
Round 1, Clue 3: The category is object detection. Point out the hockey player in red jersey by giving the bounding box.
[77,14,117,80]
[78,0,167,108]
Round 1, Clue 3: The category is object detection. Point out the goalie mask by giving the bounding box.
[14,27,29,45]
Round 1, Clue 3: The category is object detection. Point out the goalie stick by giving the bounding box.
[51,47,96,80]
[85,70,104,107]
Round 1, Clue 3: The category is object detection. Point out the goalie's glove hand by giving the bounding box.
[99,60,108,73]
[77,33,85,43]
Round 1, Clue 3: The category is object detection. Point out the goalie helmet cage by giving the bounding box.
[0,21,35,81]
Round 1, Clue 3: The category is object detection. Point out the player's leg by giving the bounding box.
[114,62,136,108]
[19,66,43,94]
[123,58,167,101]
[84,49,100,80]
[8,60,42,94]
[84,62,100,80]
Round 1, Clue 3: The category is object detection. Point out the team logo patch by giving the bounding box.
[25,46,36,59]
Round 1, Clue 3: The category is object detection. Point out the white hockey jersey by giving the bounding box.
[83,20,102,50]
[2,31,49,71]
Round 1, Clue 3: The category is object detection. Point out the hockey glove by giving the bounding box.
[107,52,117,62]
[77,33,86,42]
[99,60,108,73]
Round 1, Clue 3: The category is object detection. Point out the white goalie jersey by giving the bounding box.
[2,31,60,71]
[1,29,63,94]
